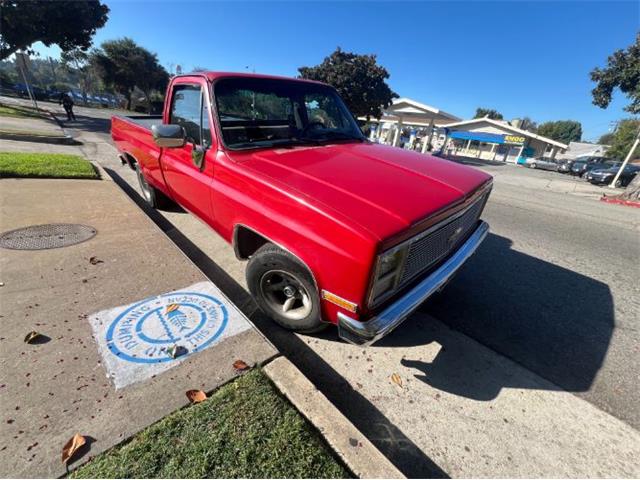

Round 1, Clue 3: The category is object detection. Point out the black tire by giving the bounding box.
[135,163,172,209]
[246,243,325,333]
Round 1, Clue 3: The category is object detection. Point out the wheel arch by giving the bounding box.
[232,224,319,291]
[120,152,138,171]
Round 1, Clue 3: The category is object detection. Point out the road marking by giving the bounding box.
[89,281,251,388]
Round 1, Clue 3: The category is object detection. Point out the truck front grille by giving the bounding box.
[398,193,488,287]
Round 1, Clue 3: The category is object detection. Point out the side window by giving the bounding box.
[170,84,211,146]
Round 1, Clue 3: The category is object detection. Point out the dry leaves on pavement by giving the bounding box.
[233,360,250,371]
[88,256,103,265]
[62,433,86,464]
[390,373,403,388]
[186,389,207,403]
[24,331,42,344]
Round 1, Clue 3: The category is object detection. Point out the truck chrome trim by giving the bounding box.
[367,189,489,309]
[338,221,489,346]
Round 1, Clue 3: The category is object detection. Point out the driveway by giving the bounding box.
[10,97,639,477]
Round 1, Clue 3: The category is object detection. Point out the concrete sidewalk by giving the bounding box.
[0,176,277,477]
[0,102,73,144]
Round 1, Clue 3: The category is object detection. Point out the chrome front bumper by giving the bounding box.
[337,221,490,346]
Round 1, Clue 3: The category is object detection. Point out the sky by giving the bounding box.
[33,0,639,141]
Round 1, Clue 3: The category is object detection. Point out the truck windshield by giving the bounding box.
[214,77,364,149]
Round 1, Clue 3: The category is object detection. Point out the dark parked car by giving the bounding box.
[586,164,640,187]
[570,156,619,177]
[557,159,575,173]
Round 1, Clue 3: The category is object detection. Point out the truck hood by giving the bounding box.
[229,142,491,241]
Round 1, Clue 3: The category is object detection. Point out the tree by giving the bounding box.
[513,116,537,132]
[474,108,503,120]
[298,47,397,119]
[0,0,109,60]
[590,33,640,114]
[537,120,582,144]
[61,49,100,101]
[598,132,615,145]
[90,38,168,110]
[604,119,639,159]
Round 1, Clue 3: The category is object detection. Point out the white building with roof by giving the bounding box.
[438,117,569,163]
[362,98,461,153]
[557,141,609,160]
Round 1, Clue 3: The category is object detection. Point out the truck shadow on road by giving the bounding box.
[383,233,613,400]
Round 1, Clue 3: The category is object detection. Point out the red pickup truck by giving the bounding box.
[111,72,492,345]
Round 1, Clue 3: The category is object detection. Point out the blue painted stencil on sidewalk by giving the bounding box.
[89,282,251,389]
[105,292,228,364]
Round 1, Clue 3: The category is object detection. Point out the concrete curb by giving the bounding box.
[89,159,112,181]
[0,130,76,144]
[601,195,640,208]
[263,356,405,479]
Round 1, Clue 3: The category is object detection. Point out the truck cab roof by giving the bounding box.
[175,71,328,86]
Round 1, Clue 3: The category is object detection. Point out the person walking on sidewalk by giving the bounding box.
[59,92,76,121]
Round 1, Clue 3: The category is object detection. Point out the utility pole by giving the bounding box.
[15,52,38,110]
[609,126,640,188]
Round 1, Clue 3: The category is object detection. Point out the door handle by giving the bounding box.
[191,145,207,170]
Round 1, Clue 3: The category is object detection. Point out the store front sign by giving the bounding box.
[503,135,526,145]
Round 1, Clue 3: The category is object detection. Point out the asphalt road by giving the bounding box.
[8,98,639,476]
[430,168,640,424]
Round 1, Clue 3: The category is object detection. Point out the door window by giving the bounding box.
[169,84,211,147]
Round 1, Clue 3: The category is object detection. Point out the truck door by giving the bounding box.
[161,79,215,222]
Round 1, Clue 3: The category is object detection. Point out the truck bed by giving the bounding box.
[113,114,162,130]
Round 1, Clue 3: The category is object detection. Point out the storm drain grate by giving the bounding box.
[0,224,97,250]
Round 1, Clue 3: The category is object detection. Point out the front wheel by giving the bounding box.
[246,243,325,333]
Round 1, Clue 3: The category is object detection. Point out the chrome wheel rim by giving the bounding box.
[260,270,312,321]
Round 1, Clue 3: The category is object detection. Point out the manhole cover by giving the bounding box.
[0,224,97,250]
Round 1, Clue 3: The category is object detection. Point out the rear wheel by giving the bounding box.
[530,163,537,169]
[615,178,623,188]
[246,243,325,333]
[135,163,172,209]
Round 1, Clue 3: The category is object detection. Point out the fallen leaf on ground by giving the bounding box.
[390,373,403,388]
[186,389,207,403]
[88,256,103,265]
[233,360,250,371]
[167,345,187,358]
[24,331,42,344]
[61,433,86,464]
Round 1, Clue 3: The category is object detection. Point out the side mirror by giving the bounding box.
[152,124,186,148]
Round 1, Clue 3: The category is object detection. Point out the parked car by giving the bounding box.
[524,157,559,171]
[570,156,617,177]
[586,164,640,187]
[583,160,621,177]
[557,159,575,173]
[111,72,493,346]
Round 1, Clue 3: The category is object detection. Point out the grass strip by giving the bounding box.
[71,369,350,478]
[0,152,98,179]
[0,104,44,119]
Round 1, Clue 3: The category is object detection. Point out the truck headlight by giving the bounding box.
[370,246,408,305]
